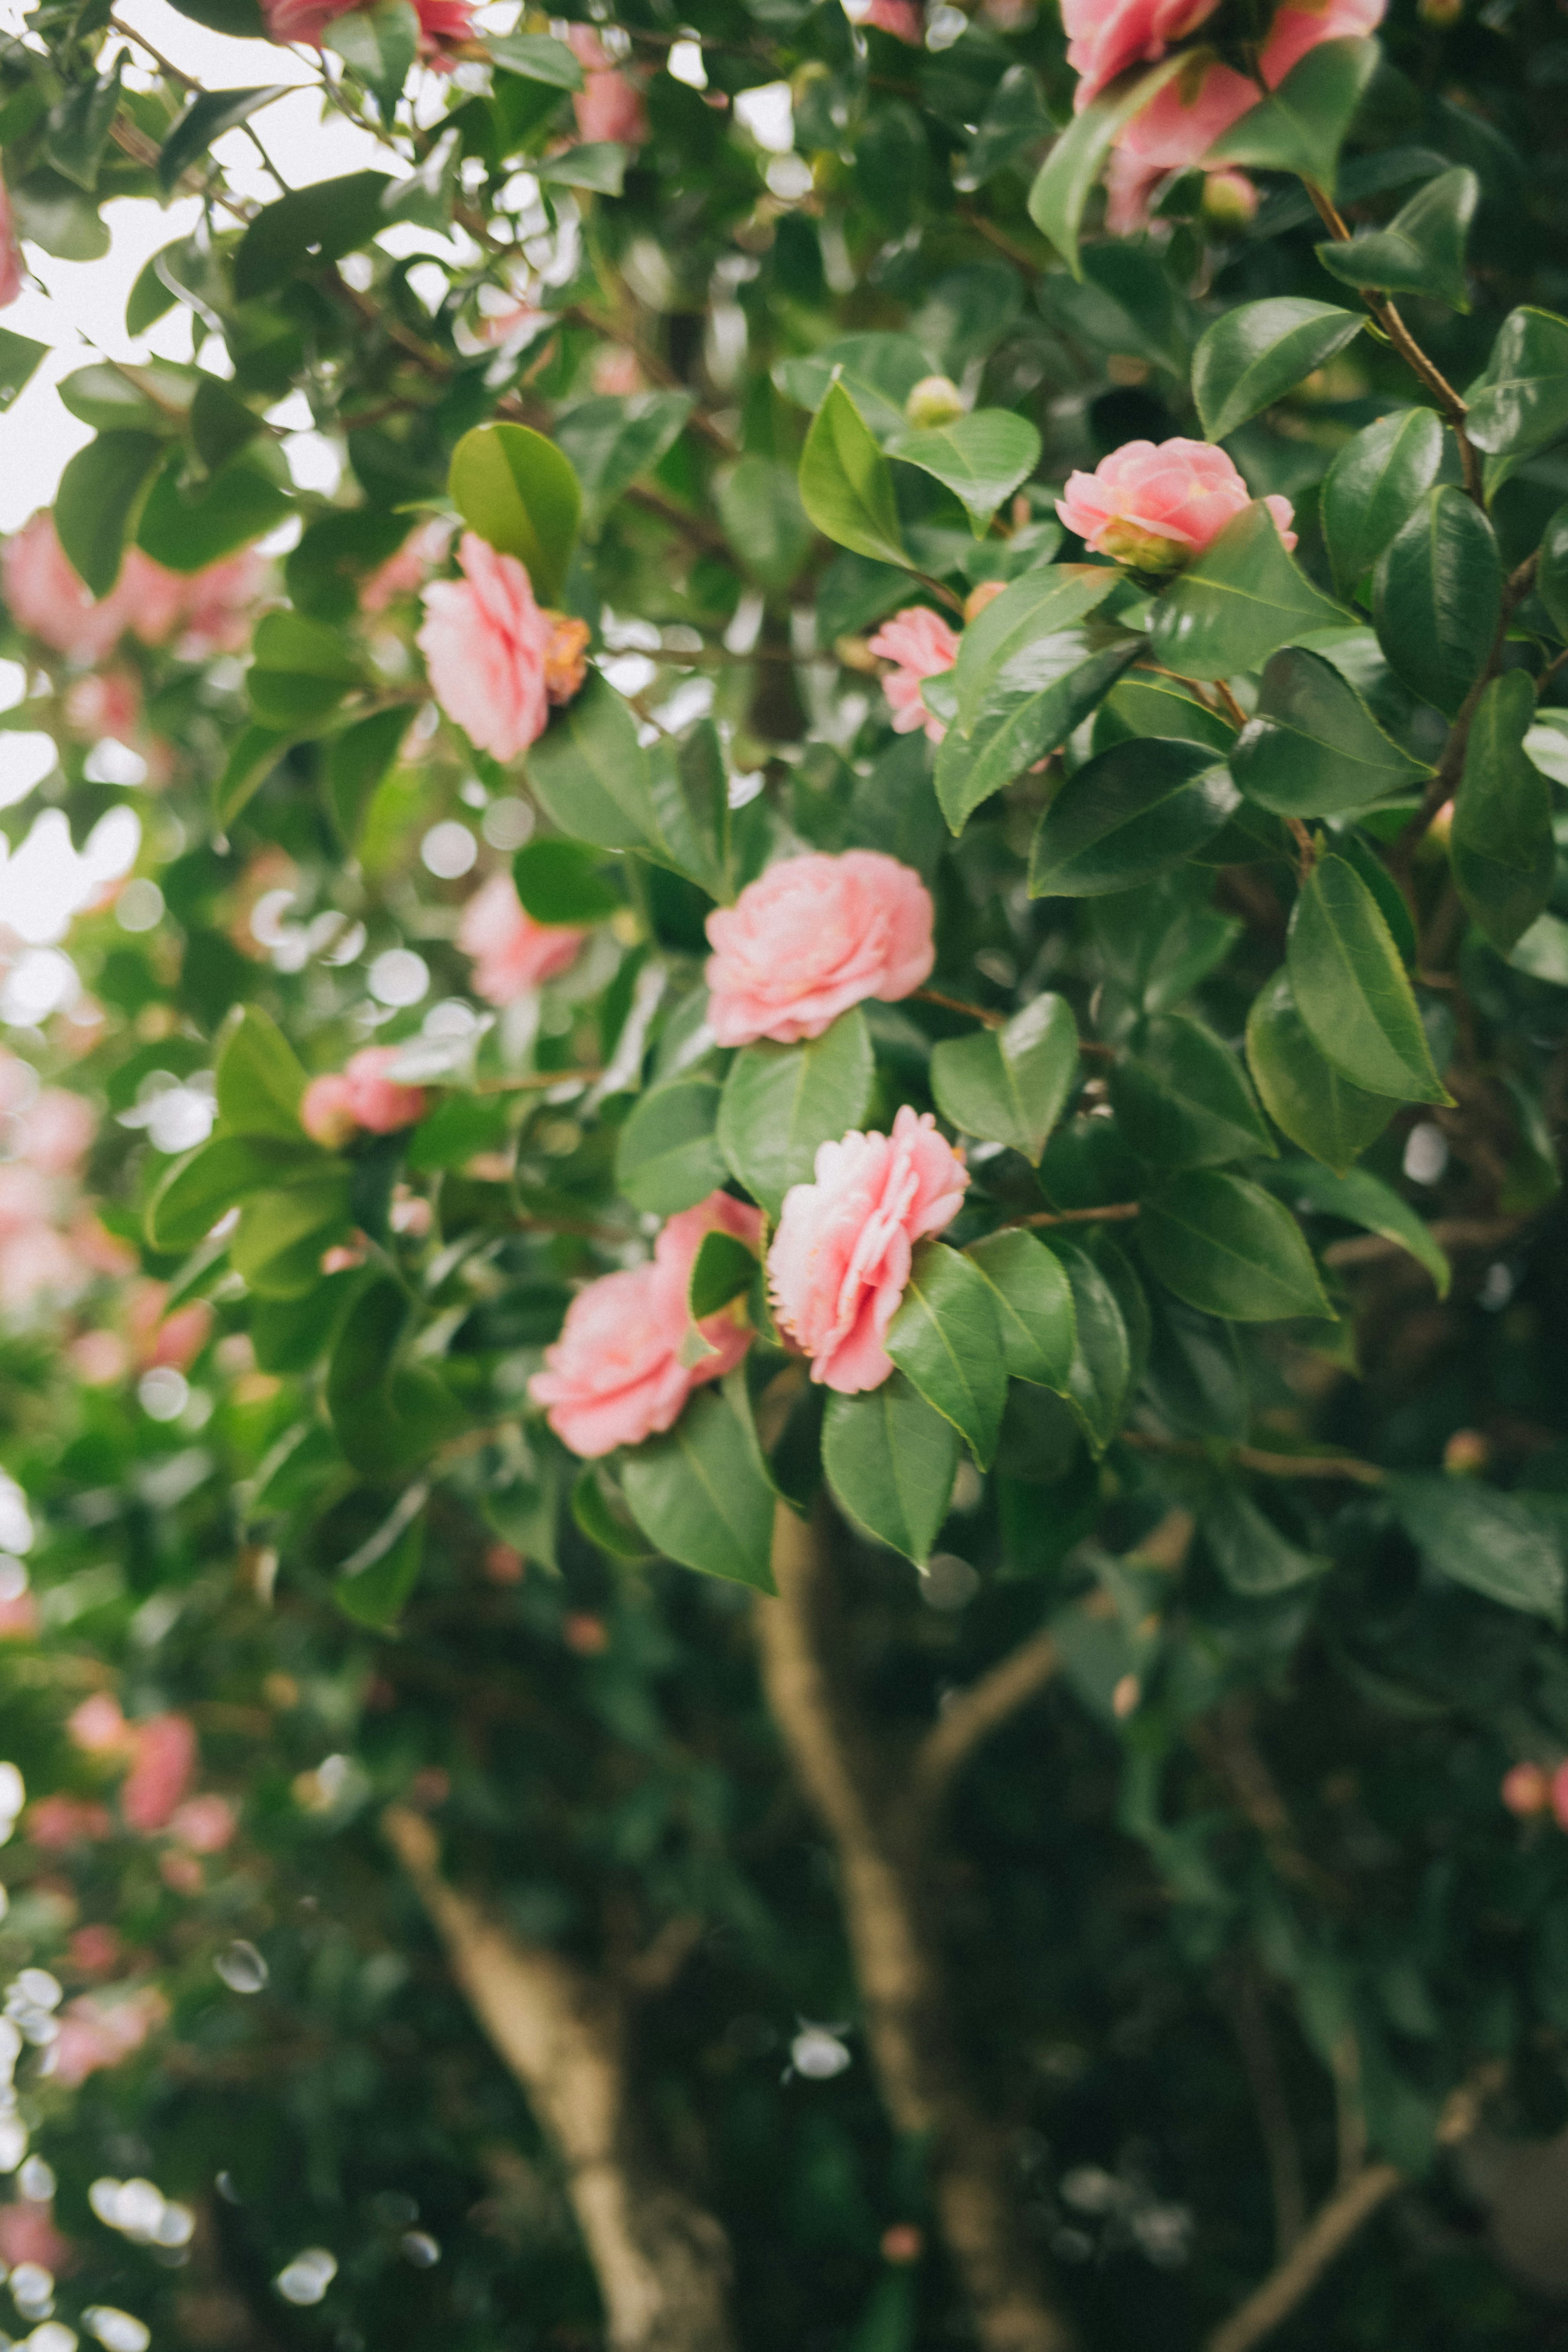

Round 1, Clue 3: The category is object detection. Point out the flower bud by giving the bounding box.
[1443,1427,1489,1475]
[1502,1762,1550,1817]
[904,374,967,431]
[963,580,1007,624]
[1417,0,1462,22]
[1202,169,1258,230]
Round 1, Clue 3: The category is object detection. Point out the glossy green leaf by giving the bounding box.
[1231,647,1430,816]
[448,421,581,604]
[773,334,932,438]
[1192,298,1364,443]
[886,1241,1007,1466]
[53,432,164,597]
[1316,167,1478,311]
[718,1008,875,1217]
[1150,503,1351,682]
[1270,1160,1450,1296]
[822,1377,960,1564]
[247,612,365,727]
[1029,739,1240,898]
[328,1277,464,1478]
[617,1076,729,1215]
[216,1007,307,1139]
[1204,37,1380,187]
[1046,1235,1133,1453]
[483,31,583,86]
[1025,52,1188,278]
[1203,1488,1329,1595]
[621,1385,777,1592]
[1286,855,1450,1104]
[328,708,410,848]
[885,410,1042,535]
[1372,487,1501,719]
[1320,409,1446,600]
[1451,669,1554,953]
[512,839,621,926]
[1138,1170,1330,1323]
[1391,1473,1565,1625]
[555,392,694,519]
[938,635,1139,835]
[216,723,295,829]
[136,447,294,573]
[189,376,264,477]
[1465,305,1568,459]
[335,1494,426,1631]
[325,0,418,118]
[232,171,395,301]
[56,361,193,436]
[147,1134,326,1252]
[967,1229,1076,1391]
[799,379,911,570]
[688,1230,758,1321]
[0,328,47,414]
[929,993,1078,1165]
[1245,971,1394,1174]
[232,1173,353,1298]
[1540,499,1568,641]
[157,85,290,191]
[949,564,1121,735]
[534,144,628,196]
[1093,669,1237,756]
[46,55,124,192]
[526,672,668,859]
[1113,1013,1274,1170]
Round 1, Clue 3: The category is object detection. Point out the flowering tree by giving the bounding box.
[1,0,1568,2345]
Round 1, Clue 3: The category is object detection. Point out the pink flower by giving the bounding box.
[69,1693,129,1753]
[419,532,553,762]
[124,1282,212,1373]
[63,669,141,747]
[458,871,587,1006]
[568,27,649,145]
[301,1048,427,1145]
[0,179,22,311]
[768,1106,969,1394]
[169,1793,236,1853]
[67,1923,123,1976]
[0,1593,36,1640]
[866,606,962,742]
[120,1714,197,1834]
[261,0,354,39]
[2,515,125,664]
[359,519,452,615]
[866,0,924,39]
[15,1087,94,1178]
[592,346,643,397]
[1064,0,1221,107]
[174,549,268,659]
[530,1192,764,1457]
[1261,0,1384,85]
[27,1795,112,1851]
[0,517,261,664]
[0,2203,74,2278]
[50,1987,166,2088]
[1057,437,1295,570]
[704,851,935,1049]
[1502,1762,1551,1817]
[412,0,476,60]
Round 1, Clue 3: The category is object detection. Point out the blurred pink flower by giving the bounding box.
[69,1692,129,1753]
[0,180,22,310]
[174,548,269,659]
[126,1281,212,1373]
[0,2202,74,2277]
[458,872,588,1006]
[1502,1761,1551,1816]
[866,606,961,742]
[568,27,649,144]
[591,346,643,396]
[301,1047,427,1145]
[169,1794,236,1853]
[0,1593,36,1640]
[1,515,263,665]
[28,1795,112,1851]
[2,515,127,664]
[15,1087,95,1179]
[1064,0,1219,102]
[51,1986,167,2087]
[67,1923,124,1977]
[63,669,141,747]
[121,1714,197,1834]
[359,519,452,614]
[1057,437,1294,568]
[866,0,924,39]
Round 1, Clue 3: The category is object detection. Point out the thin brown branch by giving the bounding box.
[1230,1966,1307,2261]
[1002,1202,1141,1230]
[1319,1214,1525,1276]
[911,1629,1060,1821]
[915,987,1005,1027]
[1205,2164,1401,2352]
[1121,1431,1385,1487]
[1187,1699,1344,1905]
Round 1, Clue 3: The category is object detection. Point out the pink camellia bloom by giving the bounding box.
[68,1692,129,1753]
[1262,0,1384,84]
[0,1592,38,1640]
[2,514,127,664]
[169,1793,236,1853]
[1,515,262,664]
[1502,1761,1552,1817]
[300,1072,355,1149]
[866,606,962,742]
[768,1106,969,1395]
[531,1192,764,1458]
[301,1049,428,1145]
[67,1922,123,1977]
[27,1795,112,1851]
[419,532,552,762]
[568,26,649,145]
[16,1087,95,1179]
[360,518,452,614]
[1057,438,1295,570]
[125,1282,213,1374]
[262,0,473,53]
[704,851,935,1048]
[0,2201,74,2278]
[50,1986,167,2088]
[457,871,588,1007]
[175,548,269,660]
[0,178,22,310]
[865,0,924,40]
[1064,0,1221,107]
[120,1714,197,1834]
[63,669,142,747]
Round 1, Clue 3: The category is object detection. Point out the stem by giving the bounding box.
[1230,1966,1308,2261]
[914,987,1005,1027]
[1120,1432,1386,1486]
[1204,2165,1402,2352]
[1000,1202,1141,1230]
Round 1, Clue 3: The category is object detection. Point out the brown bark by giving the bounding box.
[383,1806,735,2352]
[754,1501,1076,2352]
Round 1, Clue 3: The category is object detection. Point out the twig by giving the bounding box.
[1187,1699,1343,1905]
[911,1629,1059,1821]
[1204,2163,1401,2352]
[1230,1966,1307,2261]
[1002,1202,1141,1229]
[1120,1431,1385,1486]
[915,986,1005,1027]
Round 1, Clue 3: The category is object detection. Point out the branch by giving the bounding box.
[911,1630,1060,1821]
[1204,2164,1402,2352]
[1001,1202,1141,1230]
[1230,1967,1307,2261]
[1121,1431,1386,1487]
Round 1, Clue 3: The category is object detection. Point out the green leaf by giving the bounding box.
[1245,971,1394,1174]
[966,1228,1076,1390]
[1320,409,1446,601]
[336,1493,426,1631]
[688,1229,758,1321]
[821,1378,960,1564]
[448,421,581,604]
[534,143,628,196]
[46,54,125,192]
[147,1134,326,1252]
[328,1277,465,1480]
[1025,53,1189,278]
[556,392,695,520]
[1391,1474,1565,1626]
[965,62,1052,188]
[232,171,395,301]
[1138,1170,1330,1323]
[1270,1160,1450,1296]
[885,1241,1007,1466]
[949,564,1121,735]
[56,361,193,436]
[885,410,1042,535]
[938,635,1139,834]
[1372,486,1501,719]
[1094,668,1237,756]
[718,1008,875,1218]
[526,671,661,853]
[621,1385,777,1592]
[774,334,933,439]
[1465,306,1568,459]
[717,455,813,590]
[617,1076,729,1215]
[325,0,419,119]
[287,508,412,622]
[1451,669,1554,953]
[799,379,911,570]
[1029,738,1240,898]
[512,839,620,926]
[1192,298,1365,443]
[1539,499,1568,641]
[165,0,265,33]
[189,376,264,477]
[157,85,290,192]
[1316,167,1478,312]
[1204,37,1380,188]
[1287,855,1450,1105]
[1113,1013,1274,1170]
[1231,647,1431,817]
[572,1466,657,1563]
[231,1174,353,1297]
[216,1007,307,1139]
[53,432,164,598]
[483,31,583,87]
[216,724,295,829]
[1203,1488,1329,1596]
[328,708,410,848]
[1150,503,1352,682]
[1046,1235,1133,1453]
[247,612,365,728]
[136,448,294,573]
[0,328,47,415]
[929,993,1079,1165]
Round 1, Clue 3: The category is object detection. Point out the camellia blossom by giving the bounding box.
[419,533,589,763]
[866,606,962,742]
[27,1794,112,1850]
[864,0,925,40]
[0,179,22,311]
[120,1715,198,1834]
[530,1192,764,1457]
[458,872,588,1007]
[51,1986,167,2088]
[68,1693,129,1754]
[169,1793,236,1853]
[300,1048,428,1147]
[1063,0,1221,108]
[768,1107,969,1394]
[705,851,935,1048]
[0,515,265,666]
[1057,438,1295,570]
[568,26,649,145]
[261,0,474,60]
